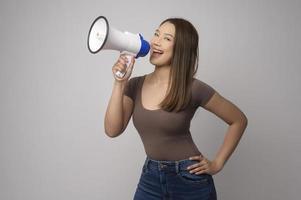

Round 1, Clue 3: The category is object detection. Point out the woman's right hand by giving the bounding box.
[112,54,135,82]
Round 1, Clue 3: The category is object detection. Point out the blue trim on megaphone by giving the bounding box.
[136,34,150,58]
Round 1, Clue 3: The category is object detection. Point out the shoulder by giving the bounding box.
[127,75,145,85]
[192,77,215,90]
[191,77,216,107]
[123,75,145,101]
[125,75,146,91]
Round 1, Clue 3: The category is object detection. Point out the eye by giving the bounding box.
[154,32,159,36]
[164,37,171,41]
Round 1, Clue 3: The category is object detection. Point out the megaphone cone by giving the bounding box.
[87,16,150,78]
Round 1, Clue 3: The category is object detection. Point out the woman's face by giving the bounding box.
[149,21,175,67]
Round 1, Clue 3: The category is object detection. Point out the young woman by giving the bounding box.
[105,17,248,200]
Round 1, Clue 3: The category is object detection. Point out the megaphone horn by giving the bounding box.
[87,16,150,78]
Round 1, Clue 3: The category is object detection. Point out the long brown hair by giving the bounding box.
[158,18,199,112]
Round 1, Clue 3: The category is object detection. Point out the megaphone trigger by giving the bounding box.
[120,52,135,67]
[115,53,134,78]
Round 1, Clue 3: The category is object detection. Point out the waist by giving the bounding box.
[143,156,204,173]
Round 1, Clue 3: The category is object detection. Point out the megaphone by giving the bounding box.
[87,16,150,78]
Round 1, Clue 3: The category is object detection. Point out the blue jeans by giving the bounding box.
[133,156,217,200]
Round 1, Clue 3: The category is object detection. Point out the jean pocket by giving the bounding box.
[177,170,211,186]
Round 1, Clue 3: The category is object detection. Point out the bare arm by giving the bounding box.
[203,92,248,168]
[104,80,126,137]
[104,54,135,138]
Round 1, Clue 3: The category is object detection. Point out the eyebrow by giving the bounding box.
[155,29,174,38]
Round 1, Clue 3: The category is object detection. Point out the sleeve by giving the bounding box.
[193,79,216,107]
[123,77,138,102]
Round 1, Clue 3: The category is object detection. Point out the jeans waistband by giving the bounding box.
[143,156,203,174]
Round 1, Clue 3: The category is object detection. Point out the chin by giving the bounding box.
[149,57,171,67]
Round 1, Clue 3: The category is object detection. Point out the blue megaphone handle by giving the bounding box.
[136,34,150,58]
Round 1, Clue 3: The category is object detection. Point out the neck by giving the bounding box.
[149,65,171,85]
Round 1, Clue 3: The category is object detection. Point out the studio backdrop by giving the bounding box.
[0,0,300,199]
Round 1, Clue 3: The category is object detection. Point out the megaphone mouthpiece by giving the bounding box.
[137,34,150,58]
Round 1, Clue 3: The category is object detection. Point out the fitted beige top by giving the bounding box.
[124,74,216,161]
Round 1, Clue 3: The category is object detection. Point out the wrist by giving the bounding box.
[213,159,225,170]
[114,80,126,87]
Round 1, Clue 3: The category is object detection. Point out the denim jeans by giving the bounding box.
[133,156,217,200]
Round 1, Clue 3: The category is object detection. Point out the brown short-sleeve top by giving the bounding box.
[123,74,216,161]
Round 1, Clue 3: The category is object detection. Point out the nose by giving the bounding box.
[151,37,162,47]
[151,42,161,51]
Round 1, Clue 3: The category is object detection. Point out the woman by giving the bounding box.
[105,17,248,200]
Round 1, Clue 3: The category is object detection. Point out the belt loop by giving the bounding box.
[158,161,162,171]
[175,161,179,173]
[144,157,150,168]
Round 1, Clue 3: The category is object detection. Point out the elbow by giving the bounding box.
[104,120,124,138]
[239,113,248,130]
[105,131,120,138]
[105,131,116,138]
[104,127,125,138]
[230,113,248,127]
[242,113,248,126]
[104,128,121,138]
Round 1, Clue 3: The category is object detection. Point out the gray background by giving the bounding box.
[1,0,300,199]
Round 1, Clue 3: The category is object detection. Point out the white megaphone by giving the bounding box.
[87,16,150,78]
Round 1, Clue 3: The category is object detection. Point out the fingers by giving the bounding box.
[126,56,135,73]
[188,163,209,175]
[187,159,208,171]
[119,54,128,65]
[112,54,135,81]
[116,56,127,70]
[187,154,211,175]
[189,166,208,174]
[187,162,206,170]
[195,169,208,175]
[189,154,203,161]
[112,55,128,78]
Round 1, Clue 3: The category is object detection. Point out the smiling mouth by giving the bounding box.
[151,52,163,58]
[151,49,164,57]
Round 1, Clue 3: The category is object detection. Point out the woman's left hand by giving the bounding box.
[187,155,224,176]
